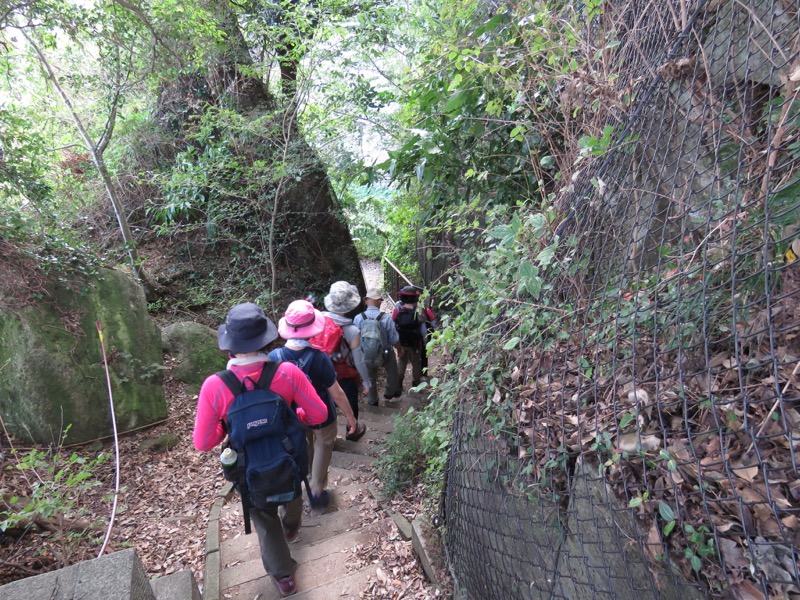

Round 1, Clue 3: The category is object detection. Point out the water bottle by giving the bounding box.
[220,448,238,481]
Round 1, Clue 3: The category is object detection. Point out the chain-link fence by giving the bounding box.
[444,0,800,598]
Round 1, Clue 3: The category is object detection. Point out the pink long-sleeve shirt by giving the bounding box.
[193,361,329,452]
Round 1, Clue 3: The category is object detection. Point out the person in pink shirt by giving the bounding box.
[193,302,328,597]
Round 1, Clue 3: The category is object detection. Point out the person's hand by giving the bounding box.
[397,347,405,358]
[346,415,358,435]
[362,384,370,395]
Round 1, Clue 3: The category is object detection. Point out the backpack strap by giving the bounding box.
[216,369,243,397]
[257,361,280,390]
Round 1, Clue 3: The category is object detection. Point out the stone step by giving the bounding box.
[221,498,386,566]
[222,563,381,600]
[220,518,393,598]
[339,413,394,435]
[334,434,384,457]
[292,564,381,600]
[150,570,201,600]
[329,449,375,471]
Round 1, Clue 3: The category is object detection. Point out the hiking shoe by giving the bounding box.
[368,398,379,406]
[383,391,401,399]
[274,575,297,596]
[309,490,330,510]
[345,422,366,442]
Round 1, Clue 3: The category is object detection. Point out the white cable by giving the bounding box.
[96,320,121,558]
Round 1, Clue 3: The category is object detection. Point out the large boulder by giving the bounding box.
[161,321,225,389]
[0,268,166,444]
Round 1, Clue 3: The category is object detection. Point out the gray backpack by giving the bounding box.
[359,312,387,368]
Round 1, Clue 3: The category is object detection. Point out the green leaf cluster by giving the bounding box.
[2,437,108,537]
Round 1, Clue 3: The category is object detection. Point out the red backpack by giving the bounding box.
[310,316,359,380]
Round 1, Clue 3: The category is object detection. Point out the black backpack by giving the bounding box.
[395,307,422,347]
[217,362,311,534]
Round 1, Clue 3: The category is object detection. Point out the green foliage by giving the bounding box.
[683,524,716,572]
[2,432,108,536]
[336,183,396,260]
[0,108,53,207]
[374,410,426,496]
[374,407,448,497]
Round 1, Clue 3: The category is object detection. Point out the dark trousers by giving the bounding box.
[339,377,359,420]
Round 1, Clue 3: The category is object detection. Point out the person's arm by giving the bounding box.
[426,308,438,331]
[273,362,329,426]
[193,374,229,451]
[328,380,358,435]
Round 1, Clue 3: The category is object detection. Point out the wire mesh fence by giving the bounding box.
[444,0,800,598]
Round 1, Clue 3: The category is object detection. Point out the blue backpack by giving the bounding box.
[217,362,310,534]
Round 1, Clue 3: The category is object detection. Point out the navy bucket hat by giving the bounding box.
[217,303,279,353]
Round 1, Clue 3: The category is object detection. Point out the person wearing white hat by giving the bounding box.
[322,281,371,421]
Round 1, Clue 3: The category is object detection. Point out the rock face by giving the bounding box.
[161,321,225,390]
[446,413,703,600]
[0,268,166,444]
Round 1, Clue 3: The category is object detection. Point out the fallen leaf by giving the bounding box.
[730,461,759,483]
[729,580,767,600]
[719,538,749,570]
[618,432,661,453]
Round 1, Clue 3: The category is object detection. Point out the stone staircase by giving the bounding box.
[204,403,414,600]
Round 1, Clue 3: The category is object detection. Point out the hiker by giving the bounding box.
[270,299,364,512]
[353,287,402,405]
[193,302,328,597]
[320,281,371,420]
[392,285,435,391]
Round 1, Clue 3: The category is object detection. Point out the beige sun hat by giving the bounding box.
[364,287,383,300]
[324,281,361,314]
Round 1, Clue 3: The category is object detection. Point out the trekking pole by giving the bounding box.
[96,319,121,557]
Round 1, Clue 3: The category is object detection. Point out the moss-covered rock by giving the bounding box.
[0,268,166,444]
[162,321,225,390]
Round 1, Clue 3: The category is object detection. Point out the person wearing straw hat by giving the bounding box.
[270,299,364,512]
[193,302,328,597]
[322,281,371,420]
[353,287,402,405]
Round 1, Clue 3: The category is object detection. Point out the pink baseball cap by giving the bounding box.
[278,299,326,340]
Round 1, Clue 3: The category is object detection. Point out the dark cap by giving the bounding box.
[217,303,279,353]
[399,285,421,299]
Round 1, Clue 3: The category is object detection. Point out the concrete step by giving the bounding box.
[292,564,381,600]
[221,498,386,566]
[220,517,393,598]
[222,563,381,600]
[329,449,375,472]
[334,433,384,457]
[150,570,201,600]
